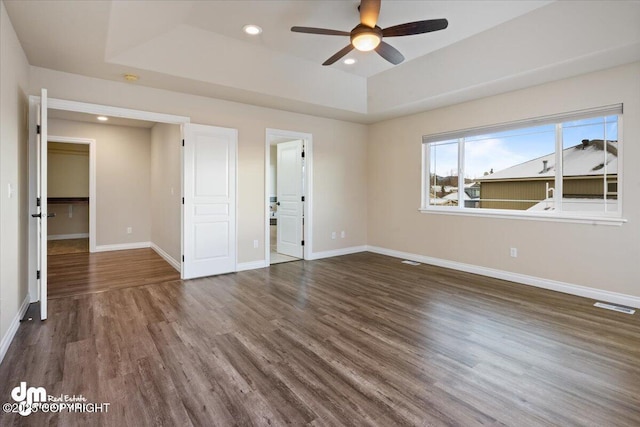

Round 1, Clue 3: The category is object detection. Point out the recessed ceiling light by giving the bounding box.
[243,24,262,35]
[123,73,139,82]
[97,116,108,121]
[343,58,357,65]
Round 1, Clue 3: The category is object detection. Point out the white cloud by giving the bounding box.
[464,138,529,179]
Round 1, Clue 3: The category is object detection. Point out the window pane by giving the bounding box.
[470,124,555,210]
[428,140,458,206]
[559,116,618,214]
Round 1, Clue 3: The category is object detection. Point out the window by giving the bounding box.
[422,105,623,222]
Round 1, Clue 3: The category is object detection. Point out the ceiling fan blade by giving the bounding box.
[382,19,448,37]
[291,26,350,36]
[375,41,404,65]
[323,45,355,66]
[359,0,381,28]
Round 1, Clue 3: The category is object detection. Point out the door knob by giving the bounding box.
[277,202,281,206]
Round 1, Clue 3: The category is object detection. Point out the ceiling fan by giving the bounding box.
[291,0,448,66]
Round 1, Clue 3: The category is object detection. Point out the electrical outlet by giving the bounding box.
[340,230,345,238]
[331,232,336,240]
[510,247,518,258]
[127,227,133,234]
[253,239,259,249]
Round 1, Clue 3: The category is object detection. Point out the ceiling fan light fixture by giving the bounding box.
[352,32,380,51]
[351,24,382,52]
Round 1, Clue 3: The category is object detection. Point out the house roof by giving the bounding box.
[4,1,640,123]
[443,191,474,201]
[478,140,617,181]
[528,197,618,213]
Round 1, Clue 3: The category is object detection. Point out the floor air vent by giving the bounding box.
[401,260,420,266]
[594,302,635,315]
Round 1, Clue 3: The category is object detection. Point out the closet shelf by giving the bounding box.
[48,197,89,204]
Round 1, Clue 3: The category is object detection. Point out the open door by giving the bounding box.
[276,140,304,258]
[182,123,237,279]
[35,89,48,320]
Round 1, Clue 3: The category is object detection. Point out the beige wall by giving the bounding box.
[47,119,152,247]
[0,1,30,351]
[150,123,181,263]
[30,67,369,263]
[48,204,89,237]
[48,142,89,197]
[368,62,640,298]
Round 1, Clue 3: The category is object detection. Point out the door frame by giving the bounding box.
[28,95,190,302]
[264,128,313,264]
[47,136,97,253]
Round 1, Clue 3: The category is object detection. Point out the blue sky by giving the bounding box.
[430,116,618,180]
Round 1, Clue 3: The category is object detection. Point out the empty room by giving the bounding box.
[1,1,639,426]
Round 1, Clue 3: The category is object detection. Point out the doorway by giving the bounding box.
[265,129,313,265]
[46,136,96,256]
[29,92,239,319]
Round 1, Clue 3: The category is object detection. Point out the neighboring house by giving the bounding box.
[442,186,481,208]
[476,139,617,210]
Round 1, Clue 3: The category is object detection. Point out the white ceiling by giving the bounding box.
[48,109,157,129]
[5,1,640,123]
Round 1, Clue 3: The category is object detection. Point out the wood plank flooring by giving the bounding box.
[1,252,639,426]
[48,238,89,255]
[48,248,180,298]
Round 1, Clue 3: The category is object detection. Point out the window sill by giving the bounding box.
[418,207,627,226]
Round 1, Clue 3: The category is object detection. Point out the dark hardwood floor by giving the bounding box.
[48,248,180,298]
[1,251,639,426]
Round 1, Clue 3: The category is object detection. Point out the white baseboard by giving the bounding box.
[236,260,269,272]
[0,294,30,366]
[366,246,640,309]
[48,233,89,241]
[150,242,181,272]
[94,242,151,252]
[308,245,367,261]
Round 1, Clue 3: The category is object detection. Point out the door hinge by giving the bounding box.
[36,197,41,207]
[301,240,304,246]
[301,196,305,202]
[182,255,184,262]
[36,270,41,279]
[182,139,185,147]
[36,125,41,135]
[182,197,184,204]
[301,150,305,158]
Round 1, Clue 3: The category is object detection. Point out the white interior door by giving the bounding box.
[276,140,304,258]
[37,89,48,320]
[182,123,237,279]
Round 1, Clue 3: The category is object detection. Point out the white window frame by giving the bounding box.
[420,105,626,226]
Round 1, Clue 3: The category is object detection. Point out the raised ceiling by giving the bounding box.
[5,1,640,123]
